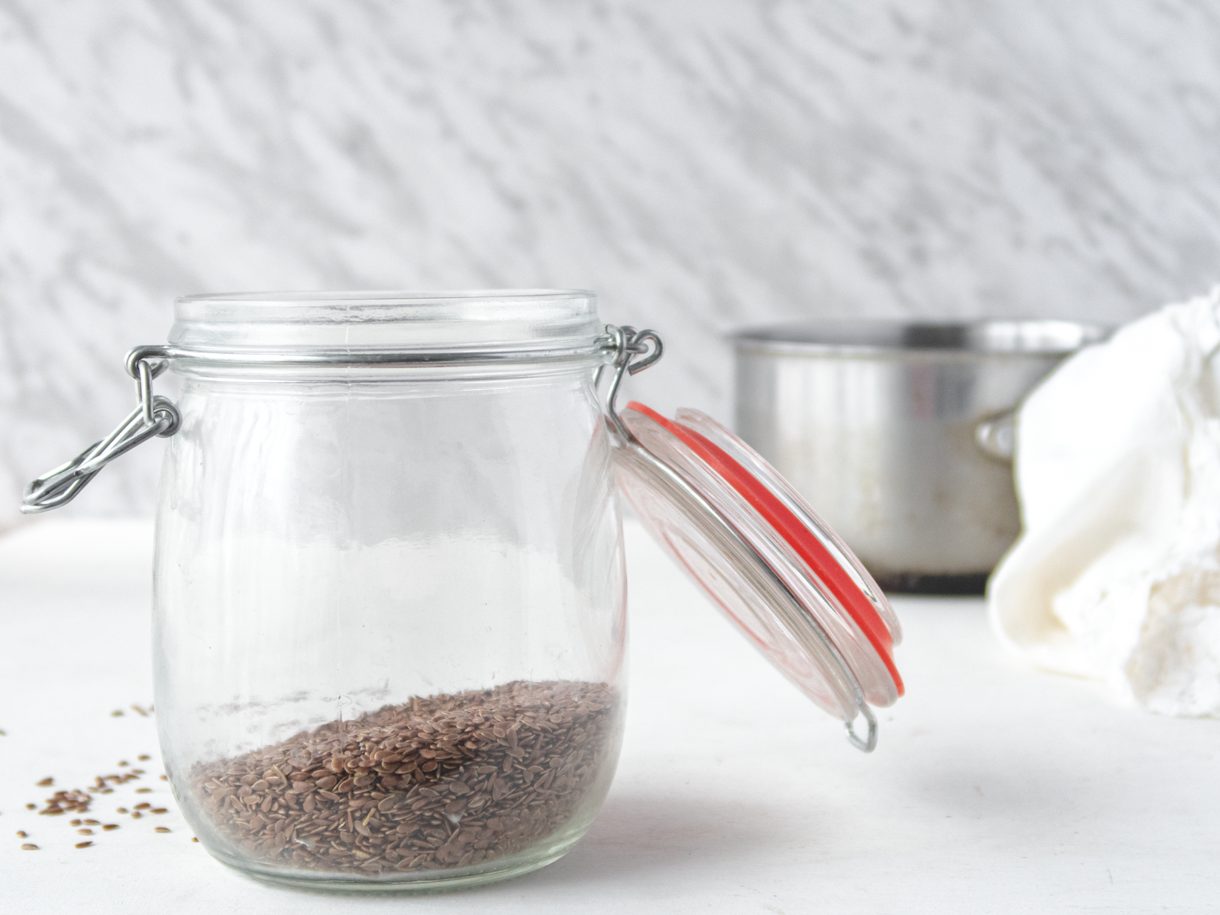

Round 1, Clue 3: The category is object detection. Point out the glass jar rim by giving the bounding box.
[169,289,609,366]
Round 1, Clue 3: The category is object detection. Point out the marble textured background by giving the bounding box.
[2,0,1219,520]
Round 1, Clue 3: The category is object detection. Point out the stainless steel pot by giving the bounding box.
[732,320,1106,593]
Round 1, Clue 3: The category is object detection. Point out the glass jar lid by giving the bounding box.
[603,329,903,751]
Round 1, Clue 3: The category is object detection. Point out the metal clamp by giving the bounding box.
[596,324,664,439]
[21,346,181,514]
[846,704,878,753]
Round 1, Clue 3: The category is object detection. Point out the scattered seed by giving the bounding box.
[151,808,168,815]
[138,754,152,762]
[111,710,125,718]
[39,789,92,817]
[75,841,93,849]
[102,824,120,831]
[76,828,94,836]
[21,843,38,851]
[15,831,28,839]
[25,804,35,811]
[70,819,82,827]
[135,788,153,795]
[131,812,143,819]
[191,837,199,843]
[159,775,168,782]
[35,777,53,788]
[154,827,172,834]
[117,760,129,768]
[134,803,151,810]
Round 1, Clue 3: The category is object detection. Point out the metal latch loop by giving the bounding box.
[20,346,180,514]
[596,324,664,440]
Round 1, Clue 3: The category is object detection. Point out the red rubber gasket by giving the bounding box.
[626,401,903,696]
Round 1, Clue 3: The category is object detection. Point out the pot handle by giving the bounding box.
[974,409,1016,463]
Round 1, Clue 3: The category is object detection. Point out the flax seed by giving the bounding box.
[191,680,617,877]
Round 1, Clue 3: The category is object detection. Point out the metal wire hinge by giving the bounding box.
[597,324,664,439]
[21,346,180,514]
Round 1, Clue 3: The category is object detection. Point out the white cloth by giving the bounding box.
[989,289,1220,717]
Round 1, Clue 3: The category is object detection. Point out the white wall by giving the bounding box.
[3,0,1219,519]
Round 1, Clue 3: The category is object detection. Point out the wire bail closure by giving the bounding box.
[597,324,664,439]
[19,327,661,516]
[20,346,181,514]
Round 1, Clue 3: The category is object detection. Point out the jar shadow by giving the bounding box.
[516,788,809,890]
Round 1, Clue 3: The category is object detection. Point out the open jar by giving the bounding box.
[22,290,903,892]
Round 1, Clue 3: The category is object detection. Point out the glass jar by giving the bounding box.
[22,289,903,894]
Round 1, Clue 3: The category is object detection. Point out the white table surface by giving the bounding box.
[1,518,1217,915]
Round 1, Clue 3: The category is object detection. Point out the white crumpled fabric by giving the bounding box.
[989,288,1220,717]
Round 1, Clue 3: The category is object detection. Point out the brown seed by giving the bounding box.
[116,807,129,814]
[138,754,152,762]
[151,808,168,815]
[134,803,152,810]
[76,828,94,836]
[188,680,616,877]
[75,841,93,849]
[111,710,125,717]
[25,803,35,811]
[16,830,28,838]
[155,827,172,834]
[135,788,153,795]
[35,777,53,787]
[21,843,38,851]
[131,812,143,819]
[191,837,199,843]
[102,824,120,831]
[70,819,82,827]
[83,819,99,826]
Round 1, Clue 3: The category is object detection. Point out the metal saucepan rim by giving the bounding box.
[732,319,1110,358]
